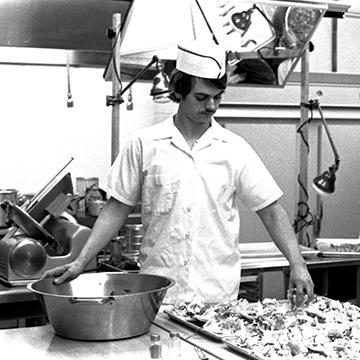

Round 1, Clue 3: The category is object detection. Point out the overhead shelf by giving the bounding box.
[114,0,335,88]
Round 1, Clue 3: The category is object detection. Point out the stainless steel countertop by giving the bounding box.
[242,254,360,271]
[0,309,245,360]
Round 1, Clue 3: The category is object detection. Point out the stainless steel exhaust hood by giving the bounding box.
[0,0,132,67]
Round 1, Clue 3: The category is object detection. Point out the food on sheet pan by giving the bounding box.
[323,243,360,253]
[315,238,360,254]
[169,296,360,359]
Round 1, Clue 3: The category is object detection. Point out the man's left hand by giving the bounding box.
[288,264,314,307]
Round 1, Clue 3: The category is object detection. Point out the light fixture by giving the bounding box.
[150,60,171,103]
[307,99,340,196]
[105,55,170,106]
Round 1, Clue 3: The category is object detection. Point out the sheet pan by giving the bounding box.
[319,251,360,258]
[164,310,222,341]
[222,337,263,360]
[165,311,265,360]
[316,238,360,258]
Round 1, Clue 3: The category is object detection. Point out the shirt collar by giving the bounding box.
[150,115,230,144]
[149,116,176,140]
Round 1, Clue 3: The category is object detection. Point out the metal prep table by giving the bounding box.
[0,309,248,360]
[241,254,360,305]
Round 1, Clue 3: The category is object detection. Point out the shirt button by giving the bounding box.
[185,233,190,239]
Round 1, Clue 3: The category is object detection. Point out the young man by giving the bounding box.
[45,41,314,305]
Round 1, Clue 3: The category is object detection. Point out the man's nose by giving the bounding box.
[205,98,216,111]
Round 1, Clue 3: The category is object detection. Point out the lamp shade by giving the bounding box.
[313,167,336,196]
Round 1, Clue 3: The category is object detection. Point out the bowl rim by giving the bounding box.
[27,272,175,299]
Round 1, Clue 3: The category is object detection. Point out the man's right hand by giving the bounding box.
[41,260,86,285]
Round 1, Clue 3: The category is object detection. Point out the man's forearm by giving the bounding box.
[257,201,314,301]
[256,201,306,267]
[77,197,132,266]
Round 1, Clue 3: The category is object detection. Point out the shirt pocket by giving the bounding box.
[142,173,180,215]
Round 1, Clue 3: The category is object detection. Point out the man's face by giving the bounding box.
[178,78,225,124]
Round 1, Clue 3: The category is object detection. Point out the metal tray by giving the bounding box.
[222,336,263,360]
[319,251,360,258]
[239,242,319,259]
[164,310,223,341]
[316,238,360,256]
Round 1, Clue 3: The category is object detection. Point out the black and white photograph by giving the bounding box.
[0,1,360,359]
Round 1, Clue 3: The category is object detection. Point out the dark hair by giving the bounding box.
[169,70,227,103]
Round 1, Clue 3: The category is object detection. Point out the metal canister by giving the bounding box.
[0,189,18,227]
[123,224,144,263]
[87,199,106,217]
[85,187,106,214]
[75,177,99,212]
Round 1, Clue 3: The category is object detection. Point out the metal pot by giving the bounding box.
[27,272,175,340]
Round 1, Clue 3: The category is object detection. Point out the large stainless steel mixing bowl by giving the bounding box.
[27,272,174,340]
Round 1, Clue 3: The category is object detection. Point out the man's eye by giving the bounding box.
[196,96,206,101]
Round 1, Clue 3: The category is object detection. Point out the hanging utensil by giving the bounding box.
[67,52,74,108]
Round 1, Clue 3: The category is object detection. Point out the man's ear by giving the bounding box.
[169,91,182,103]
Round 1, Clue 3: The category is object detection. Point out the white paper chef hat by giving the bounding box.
[176,40,226,79]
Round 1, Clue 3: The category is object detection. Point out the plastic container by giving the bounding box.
[168,332,181,359]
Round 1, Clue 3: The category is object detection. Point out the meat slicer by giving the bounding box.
[0,173,95,286]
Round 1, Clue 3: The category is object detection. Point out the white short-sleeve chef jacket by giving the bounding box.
[108,116,283,303]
